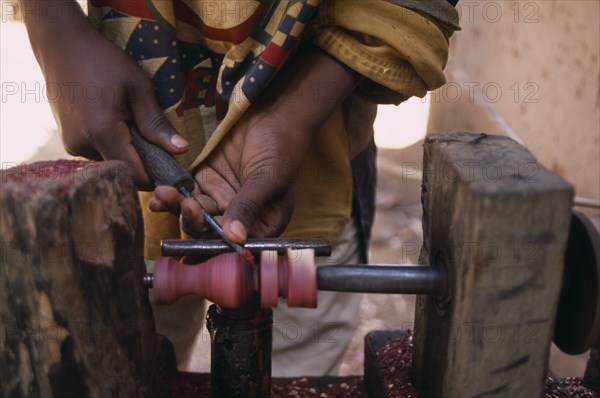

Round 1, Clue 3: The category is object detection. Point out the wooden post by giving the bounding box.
[584,348,600,392]
[1,160,157,397]
[413,133,573,397]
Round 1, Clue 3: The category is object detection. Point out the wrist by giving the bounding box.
[258,43,362,133]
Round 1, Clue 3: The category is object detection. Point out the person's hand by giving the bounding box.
[149,98,307,240]
[23,1,188,189]
[150,45,362,242]
[151,105,310,240]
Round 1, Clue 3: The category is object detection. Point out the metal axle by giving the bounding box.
[143,263,445,296]
[317,265,446,296]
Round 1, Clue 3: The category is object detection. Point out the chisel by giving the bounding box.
[129,125,245,255]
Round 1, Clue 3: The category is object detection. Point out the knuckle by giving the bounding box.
[126,78,152,103]
[61,127,92,156]
[83,122,115,146]
[233,199,259,221]
[259,221,281,237]
[62,142,79,156]
[146,113,173,135]
[130,74,152,91]
[61,132,80,154]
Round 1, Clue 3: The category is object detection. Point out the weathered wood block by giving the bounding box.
[364,330,409,398]
[1,160,157,397]
[413,133,573,397]
[584,348,600,392]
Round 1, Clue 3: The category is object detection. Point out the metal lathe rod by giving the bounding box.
[143,264,447,295]
[317,265,446,296]
[162,238,332,258]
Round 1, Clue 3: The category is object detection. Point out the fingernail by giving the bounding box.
[171,134,188,149]
[148,198,163,211]
[229,220,247,242]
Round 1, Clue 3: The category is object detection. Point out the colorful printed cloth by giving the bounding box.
[89,0,325,170]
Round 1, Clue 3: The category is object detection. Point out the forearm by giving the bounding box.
[258,43,363,134]
[19,0,87,31]
[19,0,91,70]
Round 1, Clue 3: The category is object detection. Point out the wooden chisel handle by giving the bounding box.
[129,125,195,192]
[129,125,247,255]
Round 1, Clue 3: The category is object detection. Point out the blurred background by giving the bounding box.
[1,0,598,377]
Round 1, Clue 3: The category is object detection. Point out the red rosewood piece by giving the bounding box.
[151,249,317,309]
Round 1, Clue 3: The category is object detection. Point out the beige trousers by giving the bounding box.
[271,221,363,377]
[147,220,363,377]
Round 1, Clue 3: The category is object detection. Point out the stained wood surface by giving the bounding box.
[584,348,600,391]
[0,160,157,397]
[413,132,573,397]
[364,330,407,398]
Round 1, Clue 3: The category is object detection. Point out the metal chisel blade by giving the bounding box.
[178,188,245,254]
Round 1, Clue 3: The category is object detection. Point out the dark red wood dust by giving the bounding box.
[2,159,95,183]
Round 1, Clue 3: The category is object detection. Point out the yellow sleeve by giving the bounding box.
[312,0,452,103]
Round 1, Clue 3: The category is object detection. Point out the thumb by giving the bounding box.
[221,161,296,243]
[221,193,260,244]
[128,80,189,153]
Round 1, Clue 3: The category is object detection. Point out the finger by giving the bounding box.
[89,120,153,189]
[180,198,206,234]
[248,191,295,238]
[150,186,182,214]
[221,160,289,243]
[61,124,103,160]
[153,186,220,214]
[127,79,189,154]
[147,197,166,212]
[195,164,237,212]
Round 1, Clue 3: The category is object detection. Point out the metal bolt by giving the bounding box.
[142,273,154,288]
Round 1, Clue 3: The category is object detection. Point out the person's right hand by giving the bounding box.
[24,2,188,189]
